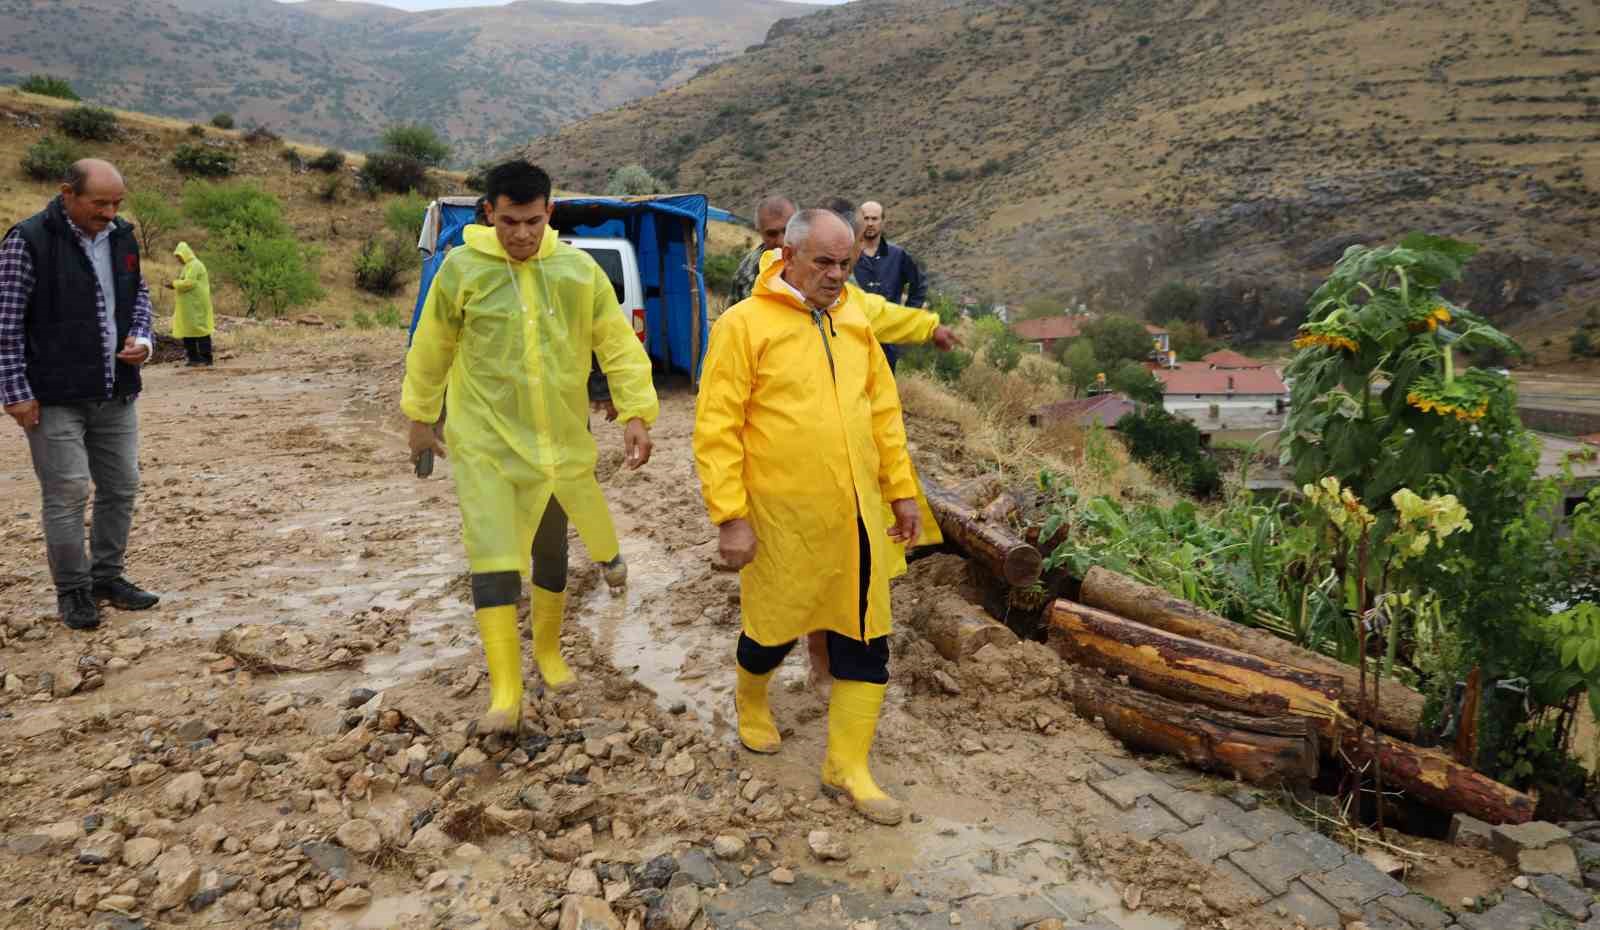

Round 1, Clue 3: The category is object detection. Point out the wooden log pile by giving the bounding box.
[910,480,1534,824]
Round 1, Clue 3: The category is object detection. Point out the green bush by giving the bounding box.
[182,181,287,239]
[380,124,450,167]
[186,124,205,137]
[127,190,180,255]
[18,74,78,101]
[605,164,666,196]
[359,152,428,195]
[1108,359,1164,404]
[703,250,742,296]
[210,113,235,130]
[1115,406,1219,497]
[374,304,406,329]
[171,144,237,177]
[317,174,343,203]
[1083,314,1157,364]
[308,149,345,173]
[214,232,322,317]
[280,147,305,172]
[900,344,972,384]
[20,136,82,182]
[1146,281,1203,323]
[57,105,119,141]
[242,125,280,146]
[383,191,429,242]
[354,236,413,295]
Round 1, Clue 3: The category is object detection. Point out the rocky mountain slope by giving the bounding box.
[0,0,810,163]
[522,0,1600,346]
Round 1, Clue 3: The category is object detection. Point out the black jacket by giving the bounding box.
[9,197,143,404]
[853,237,926,310]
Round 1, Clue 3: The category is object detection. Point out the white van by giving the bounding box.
[563,236,647,349]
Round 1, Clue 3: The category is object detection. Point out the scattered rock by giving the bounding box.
[712,835,747,861]
[335,818,382,856]
[17,711,64,740]
[1449,813,1494,850]
[406,823,452,853]
[78,830,125,866]
[152,859,200,911]
[647,884,700,930]
[1518,843,1580,882]
[559,896,623,930]
[664,752,694,778]
[302,841,353,881]
[128,762,164,786]
[263,694,294,716]
[174,719,214,743]
[740,779,770,803]
[1528,872,1593,919]
[1491,821,1572,864]
[347,688,378,708]
[123,836,163,868]
[567,867,603,896]
[1511,875,1530,890]
[162,771,206,813]
[808,830,849,862]
[327,886,373,910]
[770,867,796,885]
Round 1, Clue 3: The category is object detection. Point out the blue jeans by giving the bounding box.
[24,398,140,594]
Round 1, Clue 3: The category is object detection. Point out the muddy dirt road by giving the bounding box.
[0,333,1428,930]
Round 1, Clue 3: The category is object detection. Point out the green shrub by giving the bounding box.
[383,191,429,242]
[605,164,666,196]
[1083,314,1158,364]
[900,344,972,383]
[210,113,235,130]
[308,149,345,173]
[182,181,287,239]
[374,304,406,329]
[127,190,180,255]
[214,232,322,317]
[703,251,741,296]
[18,75,78,101]
[353,236,413,295]
[1115,406,1220,498]
[57,105,118,141]
[20,136,82,182]
[186,124,205,137]
[1146,281,1203,322]
[171,144,237,177]
[1108,359,1164,404]
[351,309,376,330]
[359,152,428,195]
[242,125,279,146]
[317,174,343,203]
[280,147,305,172]
[380,124,449,167]
[983,324,1023,374]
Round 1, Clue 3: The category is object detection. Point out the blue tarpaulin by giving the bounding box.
[410,193,709,382]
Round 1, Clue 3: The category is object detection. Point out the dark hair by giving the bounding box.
[484,159,552,207]
[825,196,860,235]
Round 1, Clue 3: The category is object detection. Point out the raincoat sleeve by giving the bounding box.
[172,264,197,293]
[588,263,658,427]
[400,261,461,424]
[860,291,939,345]
[866,337,918,504]
[692,313,753,525]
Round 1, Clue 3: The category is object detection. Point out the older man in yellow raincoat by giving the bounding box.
[694,209,920,826]
[402,160,658,734]
[169,242,213,366]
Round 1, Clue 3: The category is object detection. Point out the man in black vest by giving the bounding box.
[1,159,160,630]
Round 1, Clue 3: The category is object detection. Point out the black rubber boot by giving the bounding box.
[92,577,160,611]
[58,588,101,630]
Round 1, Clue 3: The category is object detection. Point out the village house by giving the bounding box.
[1028,393,1141,430]
[1153,365,1288,434]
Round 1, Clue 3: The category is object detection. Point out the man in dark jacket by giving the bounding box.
[0,159,160,630]
[852,200,927,368]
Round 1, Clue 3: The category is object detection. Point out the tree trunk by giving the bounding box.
[1062,670,1320,785]
[909,594,1020,662]
[1079,566,1425,741]
[980,493,1020,525]
[1049,600,1350,737]
[923,478,1043,587]
[1339,731,1534,825]
[1454,667,1481,766]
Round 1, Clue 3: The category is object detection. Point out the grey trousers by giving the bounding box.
[24,398,140,595]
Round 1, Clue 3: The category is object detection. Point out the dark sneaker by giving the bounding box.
[58,588,100,630]
[92,577,160,611]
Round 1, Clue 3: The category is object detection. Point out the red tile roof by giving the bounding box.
[1155,366,1287,395]
[1032,393,1140,427]
[1203,349,1266,369]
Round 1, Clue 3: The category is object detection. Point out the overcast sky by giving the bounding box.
[282,0,849,9]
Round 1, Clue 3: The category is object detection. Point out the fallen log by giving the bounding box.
[910,593,1020,662]
[1048,600,1349,737]
[1062,670,1320,785]
[1340,731,1534,825]
[1079,566,1426,742]
[980,492,1020,525]
[923,478,1043,587]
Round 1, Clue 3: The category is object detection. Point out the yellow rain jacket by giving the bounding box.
[401,224,659,576]
[693,254,919,646]
[171,242,214,338]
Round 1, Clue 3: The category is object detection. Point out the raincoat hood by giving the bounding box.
[174,241,195,264]
[462,223,558,262]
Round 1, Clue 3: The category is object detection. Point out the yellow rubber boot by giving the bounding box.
[474,605,524,735]
[735,666,781,754]
[821,680,904,826]
[531,587,576,690]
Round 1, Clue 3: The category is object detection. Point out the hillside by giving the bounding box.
[0,0,810,164]
[522,0,1600,357]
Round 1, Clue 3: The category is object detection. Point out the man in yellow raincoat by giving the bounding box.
[694,209,920,826]
[168,242,213,367]
[402,160,658,734]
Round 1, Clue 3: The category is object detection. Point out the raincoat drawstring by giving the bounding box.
[811,308,837,380]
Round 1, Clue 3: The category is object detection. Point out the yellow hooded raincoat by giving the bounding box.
[171,242,214,338]
[402,224,659,576]
[693,254,919,646]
